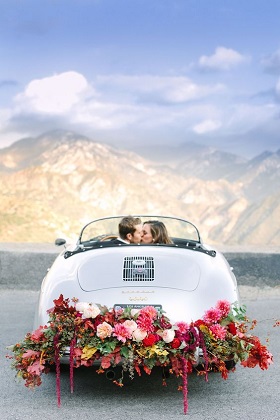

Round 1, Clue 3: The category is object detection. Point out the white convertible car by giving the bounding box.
[34,215,240,330]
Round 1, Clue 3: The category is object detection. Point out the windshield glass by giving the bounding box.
[79,216,200,244]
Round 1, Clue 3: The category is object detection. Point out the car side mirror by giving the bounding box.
[55,238,66,246]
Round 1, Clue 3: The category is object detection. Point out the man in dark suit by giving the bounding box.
[112,216,142,244]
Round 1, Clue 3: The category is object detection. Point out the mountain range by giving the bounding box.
[0,130,279,246]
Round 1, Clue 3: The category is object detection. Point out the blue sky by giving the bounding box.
[1,0,280,157]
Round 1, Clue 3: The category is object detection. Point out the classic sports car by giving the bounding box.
[34,215,240,333]
[11,215,272,413]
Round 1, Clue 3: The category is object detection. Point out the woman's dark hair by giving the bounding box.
[143,220,173,244]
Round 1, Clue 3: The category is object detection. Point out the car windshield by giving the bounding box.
[79,216,200,244]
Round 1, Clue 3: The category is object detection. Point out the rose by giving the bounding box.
[132,328,147,342]
[76,302,89,313]
[76,302,100,319]
[123,320,138,335]
[160,329,175,343]
[143,334,158,347]
[228,322,237,335]
[131,309,140,317]
[84,304,100,319]
[96,322,113,339]
[170,338,181,349]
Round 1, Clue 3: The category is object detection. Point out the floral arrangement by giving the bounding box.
[8,295,274,415]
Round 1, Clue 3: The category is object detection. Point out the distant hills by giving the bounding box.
[0,130,279,246]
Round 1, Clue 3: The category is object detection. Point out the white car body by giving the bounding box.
[34,216,239,329]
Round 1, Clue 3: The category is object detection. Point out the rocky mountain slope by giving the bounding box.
[0,130,279,246]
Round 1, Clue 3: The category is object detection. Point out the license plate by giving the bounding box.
[114,303,162,311]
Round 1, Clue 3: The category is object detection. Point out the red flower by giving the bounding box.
[159,315,172,329]
[241,336,273,370]
[105,311,116,325]
[143,334,157,347]
[228,322,237,335]
[194,319,205,327]
[171,338,181,349]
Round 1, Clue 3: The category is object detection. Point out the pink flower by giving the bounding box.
[96,322,113,339]
[112,323,130,343]
[203,307,222,325]
[216,300,231,318]
[136,314,154,333]
[175,322,189,334]
[123,319,137,335]
[209,324,227,340]
[139,306,158,320]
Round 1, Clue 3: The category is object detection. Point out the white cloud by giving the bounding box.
[14,71,92,114]
[5,72,226,134]
[73,100,141,129]
[96,74,225,103]
[0,70,279,155]
[193,119,222,134]
[198,47,249,71]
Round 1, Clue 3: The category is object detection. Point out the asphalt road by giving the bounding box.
[1,247,279,419]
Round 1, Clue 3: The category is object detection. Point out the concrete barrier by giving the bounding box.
[0,244,279,290]
[0,250,58,290]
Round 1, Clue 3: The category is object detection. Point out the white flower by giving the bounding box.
[159,329,175,343]
[131,309,140,317]
[132,328,147,342]
[76,302,100,319]
[75,301,89,313]
[83,304,100,319]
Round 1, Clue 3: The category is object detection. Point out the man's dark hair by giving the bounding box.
[119,216,142,240]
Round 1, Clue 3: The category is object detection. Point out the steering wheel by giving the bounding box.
[100,235,118,242]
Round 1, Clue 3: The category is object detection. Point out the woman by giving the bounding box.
[141,220,173,244]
